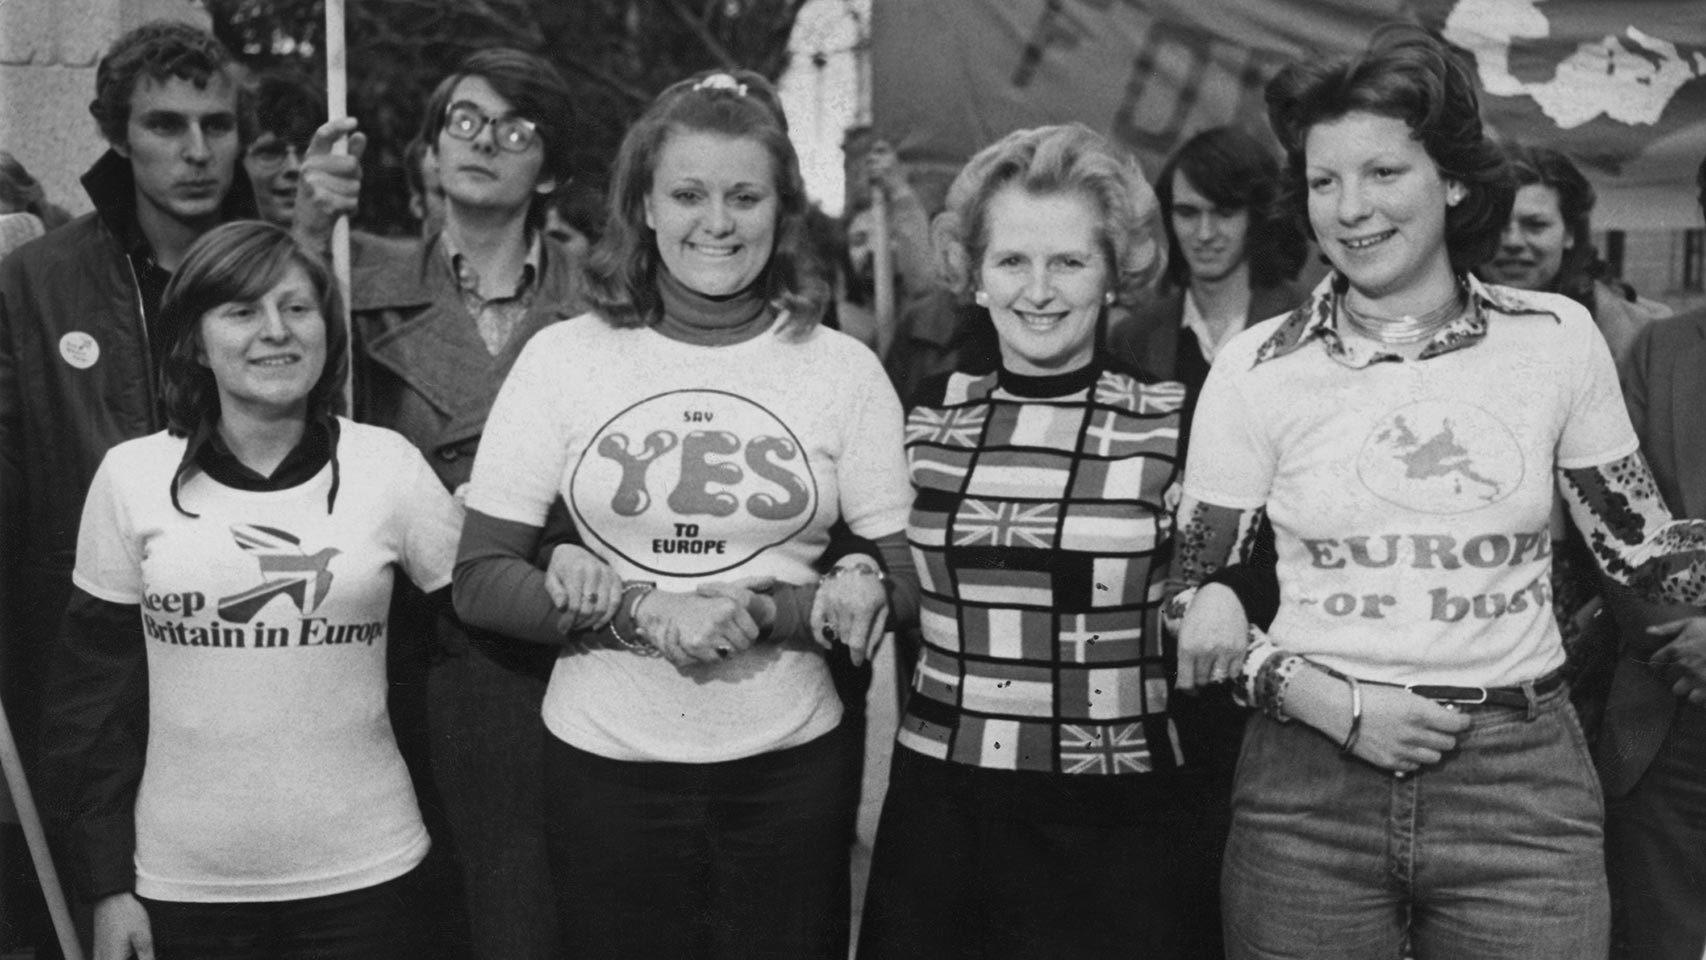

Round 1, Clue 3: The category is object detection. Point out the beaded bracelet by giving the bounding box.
[610,581,659,657]
[1254,653,1306,722]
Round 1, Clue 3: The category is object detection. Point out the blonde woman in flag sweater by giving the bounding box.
[858,124,1223,960]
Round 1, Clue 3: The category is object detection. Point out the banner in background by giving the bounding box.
[872,0,1706,229]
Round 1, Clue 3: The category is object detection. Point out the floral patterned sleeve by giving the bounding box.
[1166,494,1284,707]
[1559,452,1706,604]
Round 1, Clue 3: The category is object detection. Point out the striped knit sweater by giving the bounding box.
[897,361,1187,775]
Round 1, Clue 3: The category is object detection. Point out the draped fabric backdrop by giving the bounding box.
[872,0,1706,229]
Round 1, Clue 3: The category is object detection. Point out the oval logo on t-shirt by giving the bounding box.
[571,389,819,577]
[59,331,100,369]
[1356,400,1525,514]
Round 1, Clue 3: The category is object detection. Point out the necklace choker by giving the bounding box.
[1340,282,1467,345]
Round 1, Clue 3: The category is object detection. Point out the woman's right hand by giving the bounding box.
[94,892,153,960]
[812,558,890,667]
[1349,684,1474,774]
[635,589,761,667]
[1177,583,1250,690]
[544,544,622,635]
[1285,665,1473,774]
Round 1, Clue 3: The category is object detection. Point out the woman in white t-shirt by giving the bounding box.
[452,70,916,960]
[1171,25,1706,960]
[42,221,461,960]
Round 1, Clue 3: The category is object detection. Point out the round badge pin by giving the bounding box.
[59,331,100,370]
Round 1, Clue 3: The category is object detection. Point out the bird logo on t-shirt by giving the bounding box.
[216,524,340,623]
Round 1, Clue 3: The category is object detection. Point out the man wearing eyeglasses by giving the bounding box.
[294,47,581,960]
[244,68,325,227]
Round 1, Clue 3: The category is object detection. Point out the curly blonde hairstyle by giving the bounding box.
[932,123,1166,310]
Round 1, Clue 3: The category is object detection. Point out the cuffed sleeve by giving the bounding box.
[767,530,920,645]
[452,507,565,647]
[40,589,147,902]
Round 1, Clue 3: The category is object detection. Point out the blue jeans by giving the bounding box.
[1223,685,1608,960]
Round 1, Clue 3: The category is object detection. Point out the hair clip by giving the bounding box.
[693,73,748,97]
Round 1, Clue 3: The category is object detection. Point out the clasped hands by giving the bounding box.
[544,545,890,668]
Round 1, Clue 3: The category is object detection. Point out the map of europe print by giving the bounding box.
[1357,401,1526,515]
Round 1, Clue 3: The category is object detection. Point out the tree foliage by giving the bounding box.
[206,0,811,234]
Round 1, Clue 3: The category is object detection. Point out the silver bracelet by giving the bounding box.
[610,581,659,657]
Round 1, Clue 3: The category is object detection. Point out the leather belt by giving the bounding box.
[1401,668,1566,708]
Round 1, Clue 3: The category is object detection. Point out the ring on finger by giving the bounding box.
[715,645,732,659]
[822,624,838,643]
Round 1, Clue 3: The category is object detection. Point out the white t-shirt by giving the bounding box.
[467,314,911,762]
[1185,282,1638,686]
[73,420,460,902]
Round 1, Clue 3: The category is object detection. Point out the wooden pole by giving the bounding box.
[325,0,353,411]
[0,695,86,960]
[871,187,895,357]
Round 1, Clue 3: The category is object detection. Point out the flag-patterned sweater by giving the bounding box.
[897,361,1187,775]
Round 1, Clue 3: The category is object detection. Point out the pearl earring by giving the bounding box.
[1104,291,1115,306]
[974,290,989,307]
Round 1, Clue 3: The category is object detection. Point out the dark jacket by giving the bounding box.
[1106,279,1304,388]
[1598,308,1706,797]
[349,231,584,492]
[0,152,252,754]
[350,231,582,674]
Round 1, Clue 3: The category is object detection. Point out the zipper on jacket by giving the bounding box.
[120,250,162,431]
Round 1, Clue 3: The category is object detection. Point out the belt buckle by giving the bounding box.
[1407,684,1488,705]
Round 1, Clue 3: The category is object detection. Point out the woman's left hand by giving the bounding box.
[1177,582,1249,690]
[696,576,778,639]
[635,590,761,666]
[544,544,623,635]
[812,557,890,666]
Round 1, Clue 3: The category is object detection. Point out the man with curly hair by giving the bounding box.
[0,20,255,911]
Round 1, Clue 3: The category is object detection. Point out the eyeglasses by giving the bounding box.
[443,101,540,153]
[246,136,306,173]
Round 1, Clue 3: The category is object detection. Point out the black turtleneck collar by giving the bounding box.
[654,266,773,346]
[996,359,1101,398]
[169,416,342,518]
[197,417,334,490]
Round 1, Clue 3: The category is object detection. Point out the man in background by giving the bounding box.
[294,47,584,960]
[1107,125,1304,438]
[1599,153,1706,960]
[0,19,253,953]
[243,68,325,227]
